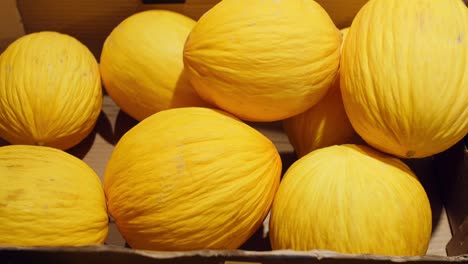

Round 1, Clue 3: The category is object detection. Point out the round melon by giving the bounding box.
[100,10,207,121]
[183,0,342,122]
[0,31,102,150]
[269,144,432,256]
[104,107,281,250]
[0,145,108,246]
[283,27,360,157]
[340,0,468,158]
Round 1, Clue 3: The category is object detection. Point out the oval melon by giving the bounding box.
[0,145,108,246]
[0,31,102,150]
[340,0,468,158]
[100,10,207,121]
[183,0,342,122]
[104,107,281,250]
[269,144,432,256]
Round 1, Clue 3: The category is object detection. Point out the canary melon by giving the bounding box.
[100,10,207,121]
[0,31,102,150]
[269,144,432,256]
[0,145,108,246]
[183,0,342,121]
[340,0,468,158]
[283,77,360,157]
[104,107,281,250]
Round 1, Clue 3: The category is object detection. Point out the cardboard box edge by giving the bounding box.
[0,0,25,52]
[0,245,467,263]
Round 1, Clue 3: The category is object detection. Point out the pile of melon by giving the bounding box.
[0,0,466,257]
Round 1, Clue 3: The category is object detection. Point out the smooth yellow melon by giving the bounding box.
[183,0,342,122]
[0,31,102,150]
[283,77,361,157]
[0,145,108,246]
[104,107,281,250]
[269,144,432,256]
[340,0,468,158]
[283,27,360,157]
[100,10,207,121]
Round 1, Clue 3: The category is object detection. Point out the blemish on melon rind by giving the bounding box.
[457,33,463,43]
[406,150,416,158]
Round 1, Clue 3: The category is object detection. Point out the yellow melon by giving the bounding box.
[283,77,361,157]
[269,144,432,256]
[0,31,102,150]
[183,0,342,122]
[104,107,281,250]
[0,145,108,246]
[100,10,207,121]
[340,0,468,158]
[283,27,360,157]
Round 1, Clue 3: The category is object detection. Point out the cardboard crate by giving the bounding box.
[0,0,467,263]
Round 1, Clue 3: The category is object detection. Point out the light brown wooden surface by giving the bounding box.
[75,96,452,256]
